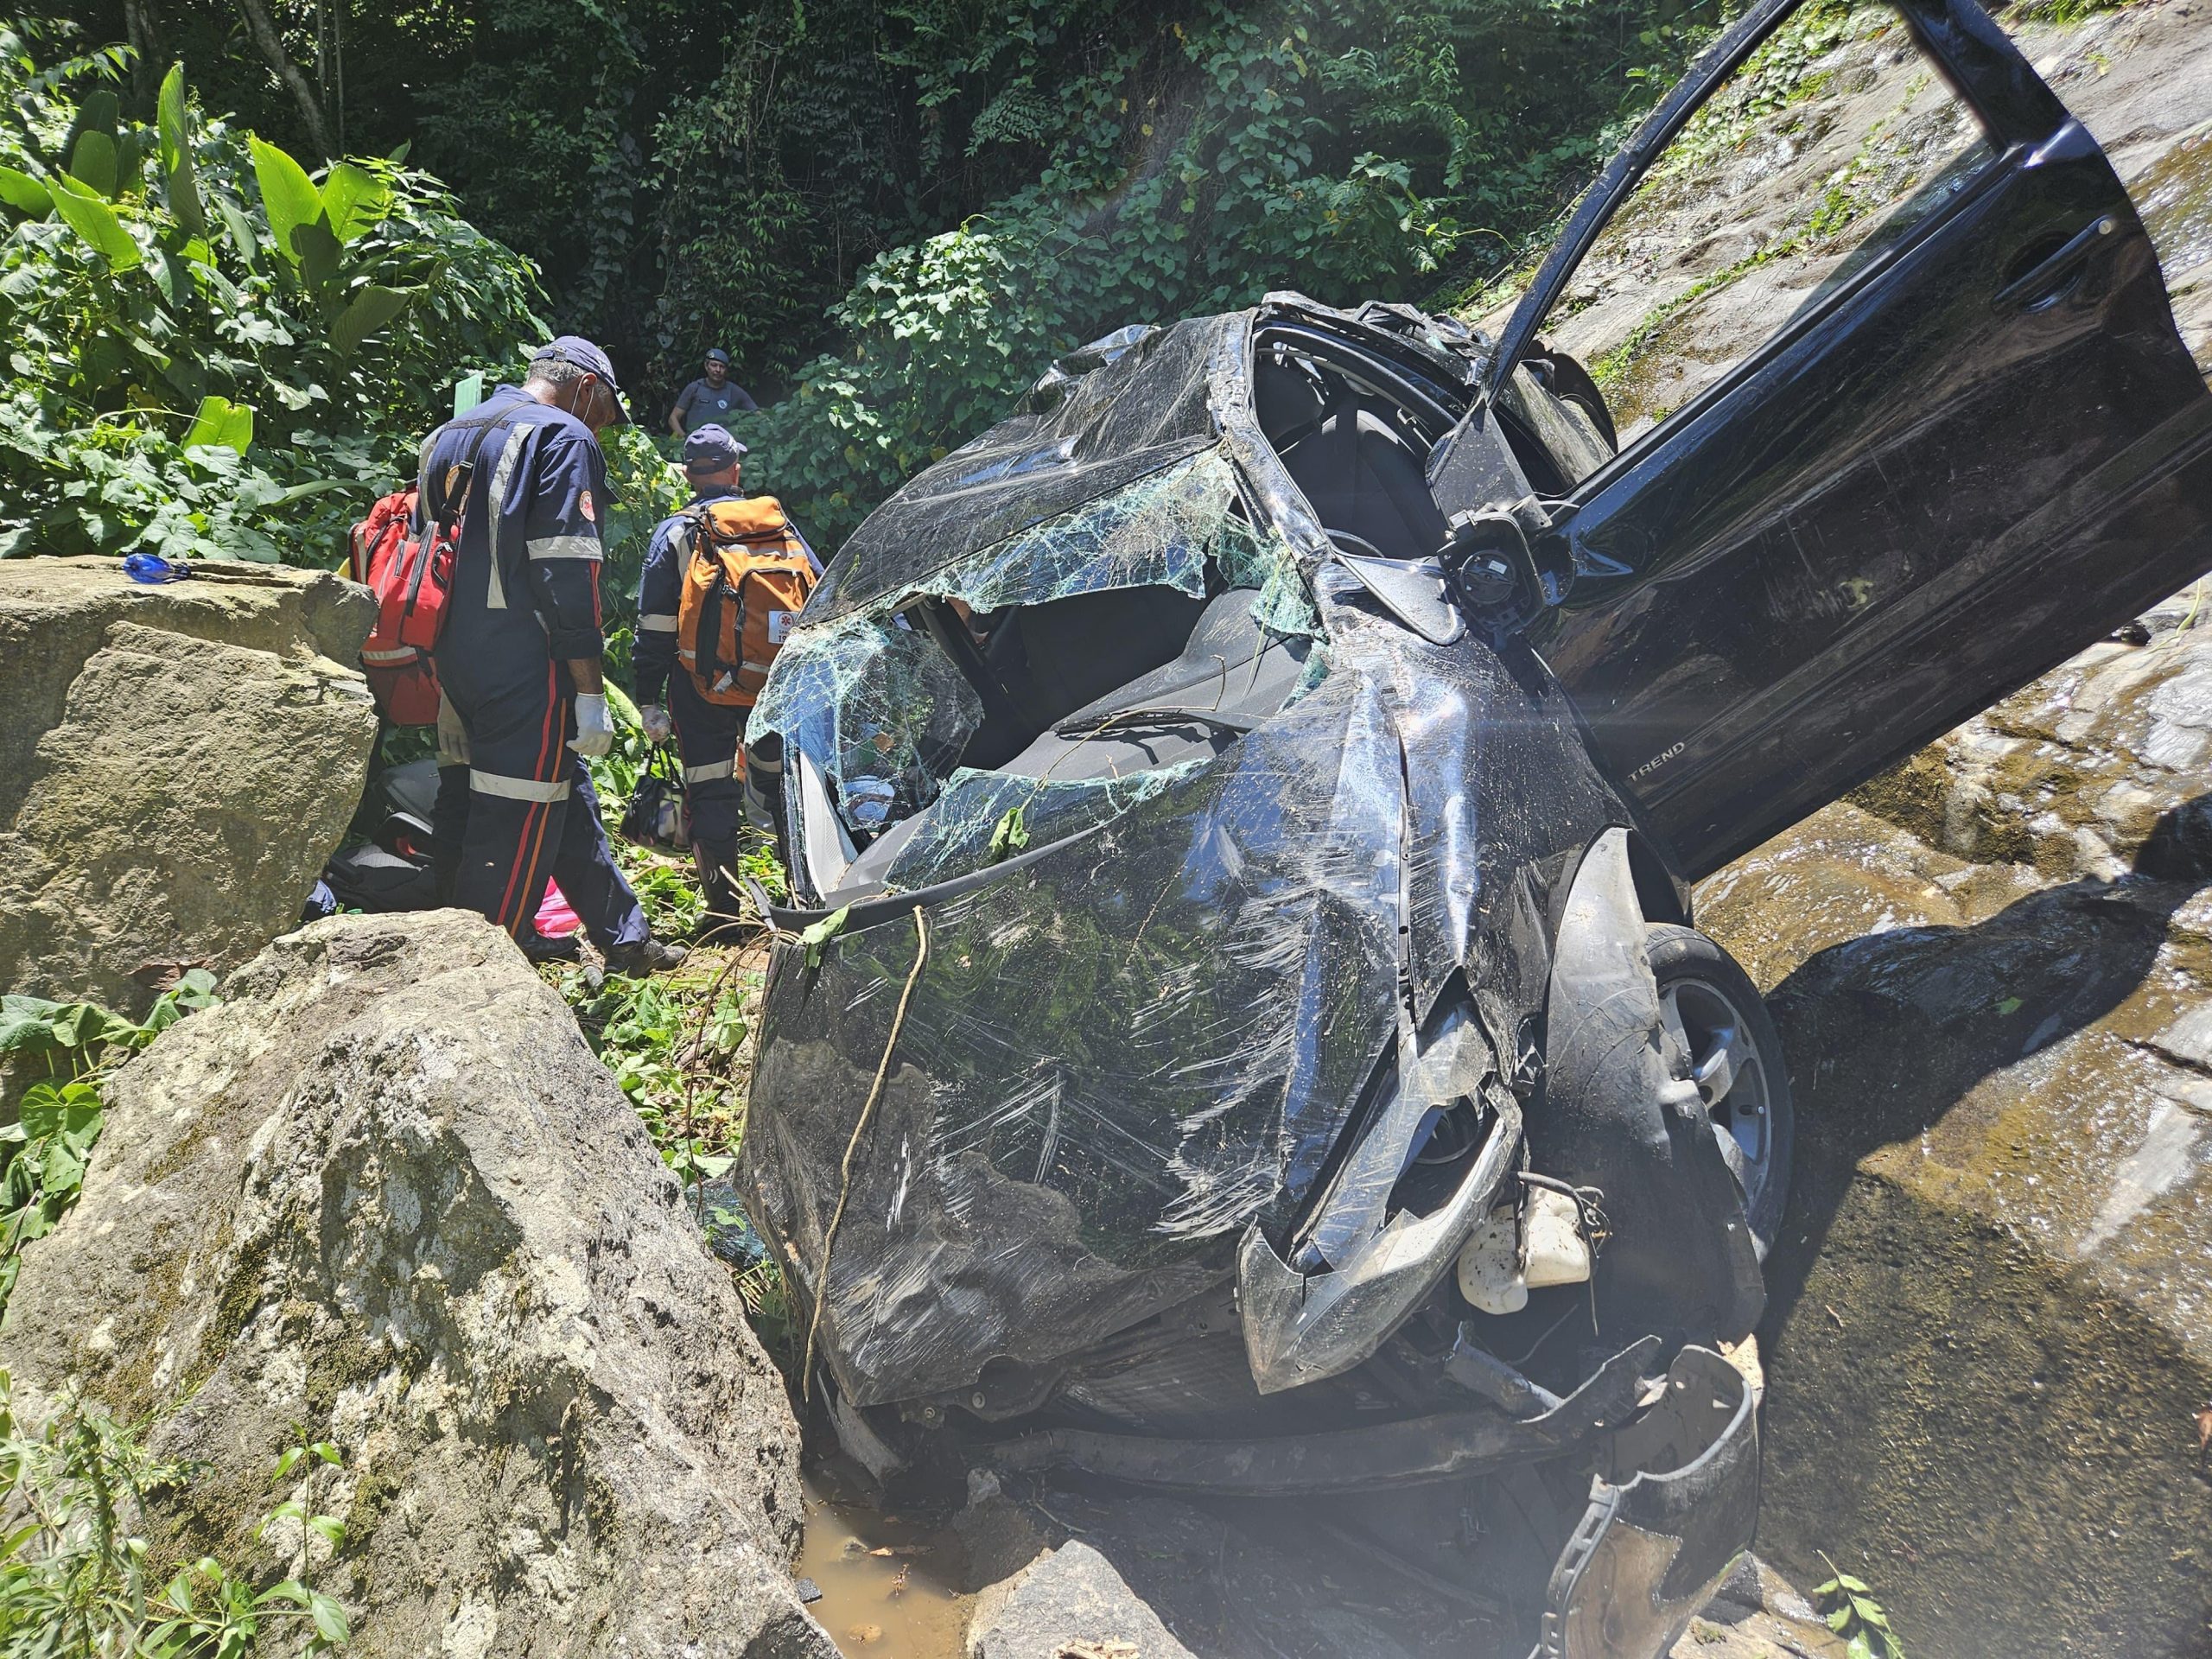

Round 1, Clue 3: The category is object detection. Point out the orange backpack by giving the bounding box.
[674,495,816,708]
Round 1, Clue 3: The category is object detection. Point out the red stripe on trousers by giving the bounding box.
[494,660,563,932]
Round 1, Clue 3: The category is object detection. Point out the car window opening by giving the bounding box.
[1254,321,1471,563]
[1522,12,2003,493]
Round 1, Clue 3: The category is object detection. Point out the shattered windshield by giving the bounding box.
[748,444,1324,893]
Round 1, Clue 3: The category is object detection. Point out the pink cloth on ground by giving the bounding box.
[535,880,582,938]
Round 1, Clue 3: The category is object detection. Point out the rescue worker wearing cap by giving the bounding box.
[667,348,757,437]
[633,425,820,917]
[423,335,686,972]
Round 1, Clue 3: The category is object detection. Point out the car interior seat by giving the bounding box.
[1277,399,1451,561]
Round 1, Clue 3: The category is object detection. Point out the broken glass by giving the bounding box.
[749,442,1321,861]
[747,615,982,830]
[883,760,1211,891]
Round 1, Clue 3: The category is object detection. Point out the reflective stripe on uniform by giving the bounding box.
[745,750,782,775]
[527,534,601,562]
[638,612,679,632]
[482,423,533,611]
[683,759,737,784]
[361,645,418,664]
[469,768,570,803]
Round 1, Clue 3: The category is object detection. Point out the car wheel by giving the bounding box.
[1646,924,1794,1257]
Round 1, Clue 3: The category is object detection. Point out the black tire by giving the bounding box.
[1645,923,1795,1258]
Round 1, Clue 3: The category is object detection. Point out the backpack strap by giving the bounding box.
[426,405,517,531]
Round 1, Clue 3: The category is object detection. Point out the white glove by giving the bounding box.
[639,702,673,744]
[569,692,616,759]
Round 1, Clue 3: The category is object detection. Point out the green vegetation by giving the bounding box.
[0,1376,351,1656]
[1815,1557,1907,1659]
[0,975,216,1319]
[18,0,1748,561]
[0,29,545,566]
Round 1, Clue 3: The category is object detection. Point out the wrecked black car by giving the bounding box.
[738,0,2212,1648]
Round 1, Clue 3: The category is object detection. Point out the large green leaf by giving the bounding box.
[293,219,341,291]
[320,162,389,245]
[330,283,415,355]
[48,175,141,270]
[181,394,254,454]
[68,130,118,199]
[63,88,121,196]
[213,194,262,269]
[156,63,206,238]
[0,167,49,218]
[249,135,325,266]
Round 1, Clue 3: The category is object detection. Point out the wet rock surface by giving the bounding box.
[966,1540,1196,1659]
[0,556,378,1017]
[1850,587,2212,880]
[1699,613,2212,1656]
[0,911,836,1659]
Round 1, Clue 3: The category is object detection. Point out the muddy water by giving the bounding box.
[799,1467,971,1659]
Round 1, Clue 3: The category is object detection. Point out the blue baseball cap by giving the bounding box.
[683,424,747,472]
[704,347,731,365]
[531,335,631,423]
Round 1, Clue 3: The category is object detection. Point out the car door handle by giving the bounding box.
[1994,215,2119,311]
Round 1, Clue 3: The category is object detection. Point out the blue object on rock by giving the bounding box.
[123,551,191,584]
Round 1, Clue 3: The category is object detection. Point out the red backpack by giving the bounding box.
[347,408,508,726]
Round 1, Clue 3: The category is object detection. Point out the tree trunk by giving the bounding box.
[236,0,334,157]
[123,0,159,111]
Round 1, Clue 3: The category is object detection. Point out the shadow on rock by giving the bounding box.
[1760,797,2212,1328]
[1726,798,2212,1658]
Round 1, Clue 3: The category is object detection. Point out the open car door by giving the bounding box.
[1465,0,2212,880]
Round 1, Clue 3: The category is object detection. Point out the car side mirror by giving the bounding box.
[1439,500,1560,633]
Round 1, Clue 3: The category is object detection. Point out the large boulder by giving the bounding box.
[0,556,378,1016]
[1698,622,2212,1657]
[0,910,835,1659]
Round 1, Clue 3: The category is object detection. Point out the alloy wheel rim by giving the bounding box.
[1658,976,1773,1210]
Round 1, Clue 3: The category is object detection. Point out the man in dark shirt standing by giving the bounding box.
[667,347,757,436]
[422,335,684,972]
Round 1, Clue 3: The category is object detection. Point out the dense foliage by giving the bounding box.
[45,0,1733,548]
[0,29,550,563]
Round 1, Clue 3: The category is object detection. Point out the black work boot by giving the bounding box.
[605,936,690,976]
[694,842,742,925]
[517,928,582,965]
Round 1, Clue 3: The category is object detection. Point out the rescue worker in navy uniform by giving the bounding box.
[632,424,820,917]
[423,336,686,972]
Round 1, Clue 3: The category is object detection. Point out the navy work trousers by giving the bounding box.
[433,654,648,948]
[670,676,747,879]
